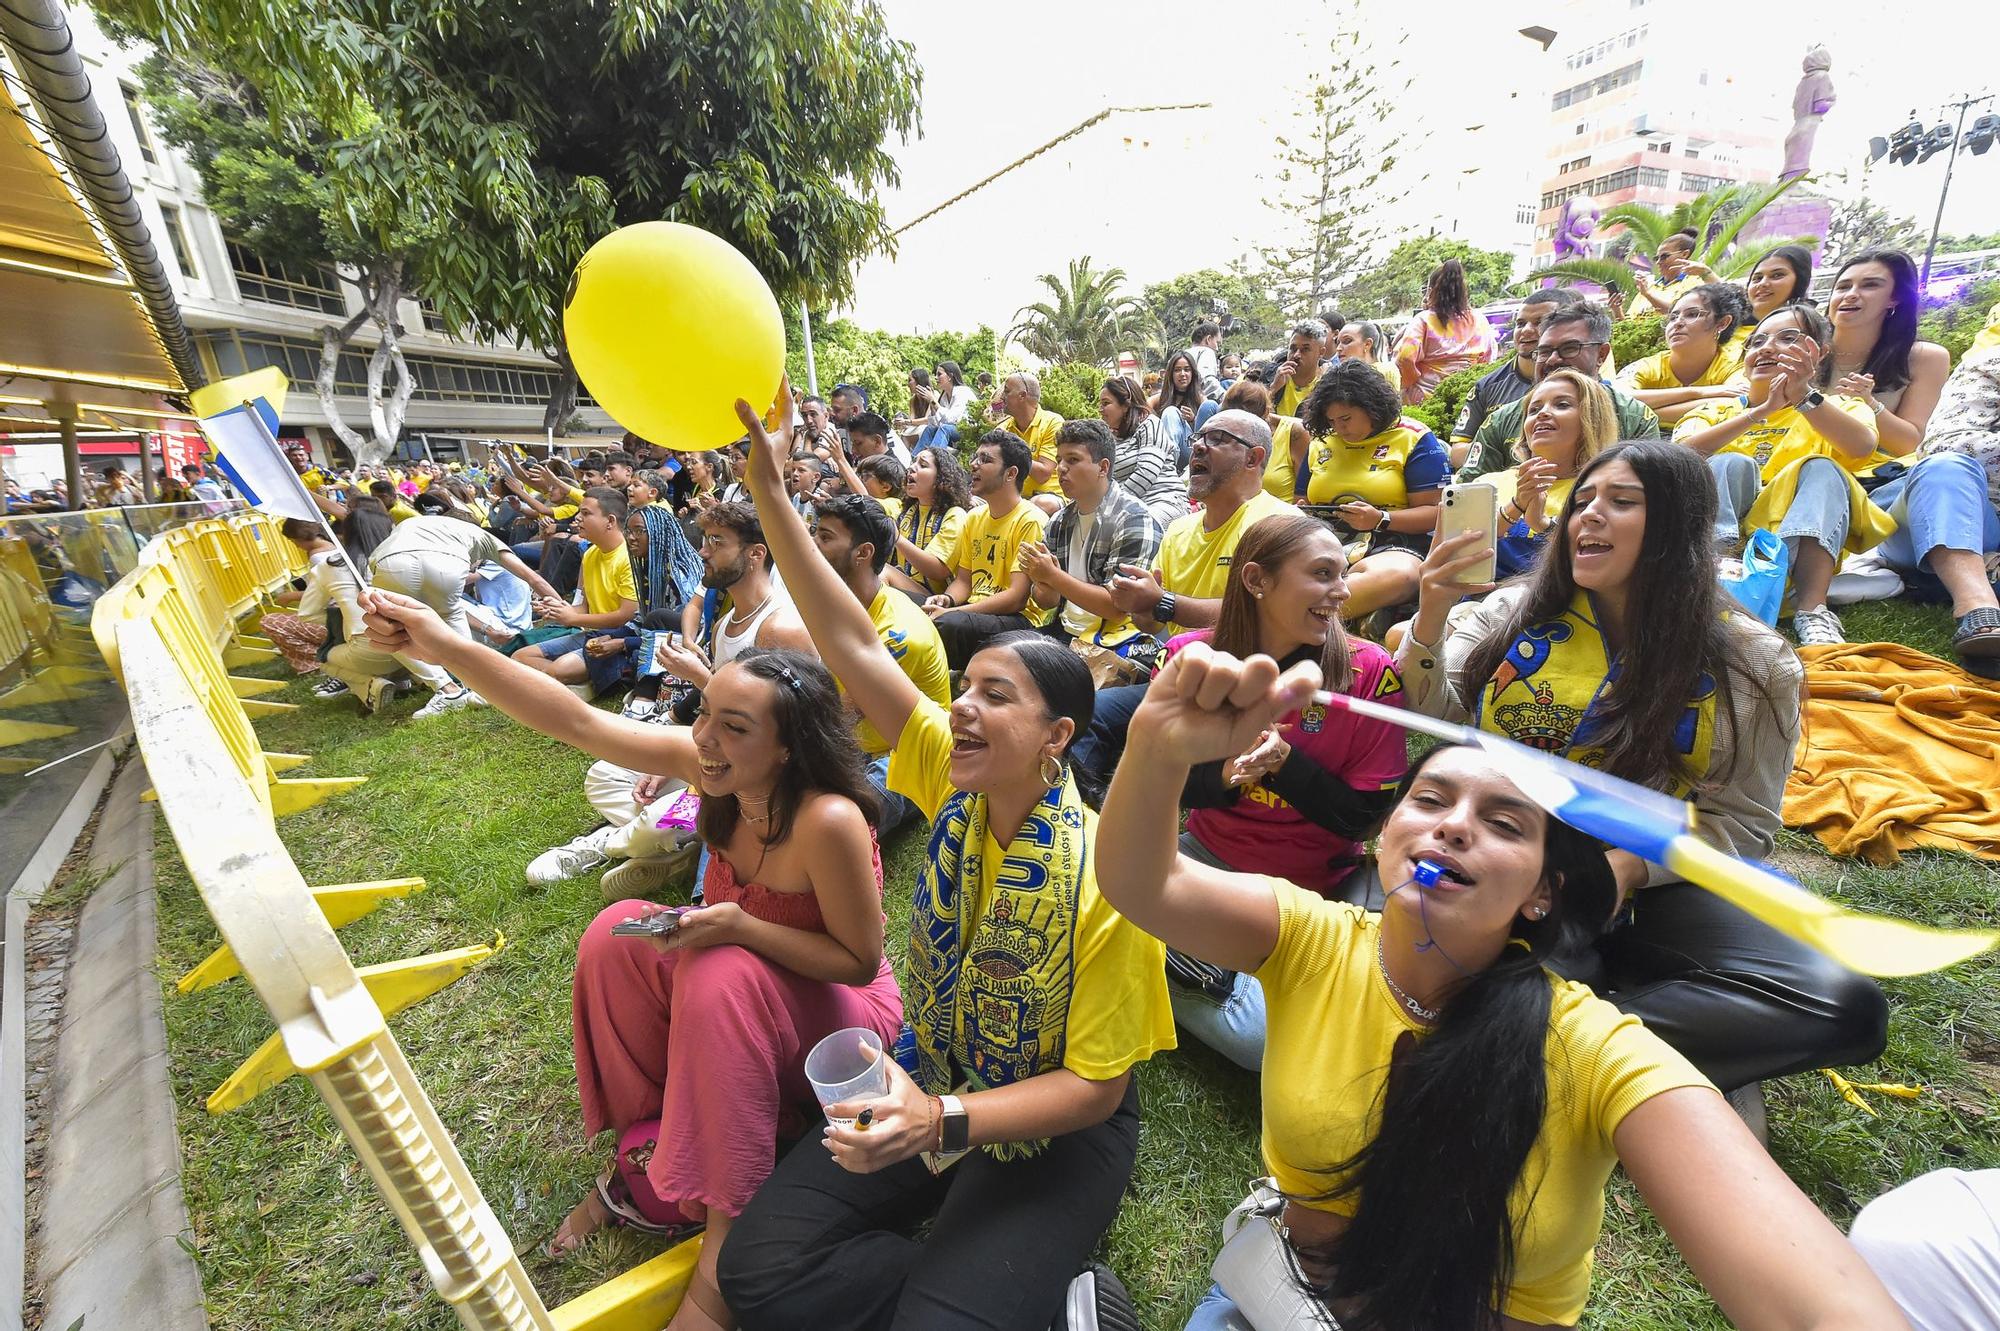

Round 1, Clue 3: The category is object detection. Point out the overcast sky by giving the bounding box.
[843,0,2000,334]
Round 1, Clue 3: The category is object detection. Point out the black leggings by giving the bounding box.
[719,1079,1140,1331]
[933,609,1042,671]
[1560,880,1889,1092]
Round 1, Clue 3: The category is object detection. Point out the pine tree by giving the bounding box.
[1257,7,1411,318]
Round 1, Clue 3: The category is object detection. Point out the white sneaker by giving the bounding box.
[526,824,619,885]
[1792,606,1846,647]
[413,686,486,719]
[599,844,701,902]
[621,697,657,720]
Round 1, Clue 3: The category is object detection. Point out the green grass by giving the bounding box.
[153,605,2000,1331]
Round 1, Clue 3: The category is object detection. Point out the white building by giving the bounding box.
[65,4,615,466]
[1531,0,1783,260]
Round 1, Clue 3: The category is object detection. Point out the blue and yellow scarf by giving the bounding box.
[1476,591,1716,794]
[909,773,1088,1159]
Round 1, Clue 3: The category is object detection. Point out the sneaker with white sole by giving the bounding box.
[599,843,701,902]
[1051,1263,1138,1331]
[311,675,350,698]
[1791,605,1846,647]
[413,686,486,719]
[357,677,391,715]
[621,697,658,721]
[526,824,619,885]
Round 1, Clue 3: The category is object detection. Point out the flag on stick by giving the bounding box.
[1315,690,1997,978]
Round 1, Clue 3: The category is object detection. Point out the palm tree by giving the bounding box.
[1010,258,1152,366]
[1524,177,1821,297]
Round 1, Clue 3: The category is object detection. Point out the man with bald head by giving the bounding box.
[998,371,1067,515]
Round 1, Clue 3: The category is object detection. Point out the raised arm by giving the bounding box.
[358,588,698,780]
[1620,1087,1911,1331]
[735,384,921,751]
[1096,642,1321,972]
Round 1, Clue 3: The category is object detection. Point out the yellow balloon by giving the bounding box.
[564,222,785,451]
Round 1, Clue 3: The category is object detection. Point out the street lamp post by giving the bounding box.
[1874,93,1996,288]
[1920,96,1986,287]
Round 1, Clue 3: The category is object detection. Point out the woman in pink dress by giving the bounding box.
[355,587,901,1331]
[1394,258,1498,405]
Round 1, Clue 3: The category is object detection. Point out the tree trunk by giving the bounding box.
[316,303,372,461]
[363,259,408,463]
[542,337,579,433]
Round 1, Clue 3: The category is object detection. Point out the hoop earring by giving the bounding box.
[1040,752,1064,788]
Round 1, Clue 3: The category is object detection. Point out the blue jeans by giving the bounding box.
[1185,1283,1252,1331]
[538,631,629,693]
[1172,972,1268,1072]
[1869,452,2000,595]
[1709,452,1852,561]
[510,539,544,569]
[866,754,920,837]
[1071,681,1146,780]
[917,421,960,451]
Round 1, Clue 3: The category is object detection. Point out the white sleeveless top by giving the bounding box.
[713,586,792,667]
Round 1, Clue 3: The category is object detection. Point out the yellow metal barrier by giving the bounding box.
[121,618,699,1329]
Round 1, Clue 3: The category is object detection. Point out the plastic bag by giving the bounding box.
[1719,528,1789,626]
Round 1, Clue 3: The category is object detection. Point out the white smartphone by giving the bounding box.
[1436,482,1499,586]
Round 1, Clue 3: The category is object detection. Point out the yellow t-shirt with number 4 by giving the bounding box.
[886,696,1177,1081]
[949,500,1053,626]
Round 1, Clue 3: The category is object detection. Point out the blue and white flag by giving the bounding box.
[194,371,320,525]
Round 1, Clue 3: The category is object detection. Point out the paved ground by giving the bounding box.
[34,757,206,1331]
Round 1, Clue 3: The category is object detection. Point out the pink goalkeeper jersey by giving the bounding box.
[1171,632,1409,894]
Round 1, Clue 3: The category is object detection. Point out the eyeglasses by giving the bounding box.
[1532,340,1606,360]
[1194,429,1251,450]
[1743,329,1815,352]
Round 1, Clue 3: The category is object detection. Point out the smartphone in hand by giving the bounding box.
[1437,483,1498,585]
[609,907,695,939]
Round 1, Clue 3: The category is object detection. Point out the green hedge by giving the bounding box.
[1610,313,1666,370]
[1920,276,2000,367]
[1036,362,1108,423]
[1402,362,1487,436]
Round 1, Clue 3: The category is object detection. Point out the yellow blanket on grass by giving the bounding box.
[1783,642,2000,864]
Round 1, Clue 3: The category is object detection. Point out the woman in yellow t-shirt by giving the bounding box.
[1615,283,1746,425]
[884,444,973,598]
[719,382,1174,1329]
[1095,649,1910,1331]
[1301,360,1449,622]
[1727,244,1815,360]
[1676,304,1898,647]
[1219,378,1308,505]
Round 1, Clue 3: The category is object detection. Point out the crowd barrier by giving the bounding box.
[93,516,700,1328]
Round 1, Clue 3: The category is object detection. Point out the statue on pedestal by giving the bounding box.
[1782,47,1836,181]
[1554,194,1599,263]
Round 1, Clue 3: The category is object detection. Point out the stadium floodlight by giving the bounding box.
[1966,113,1999,155]
[1916,123,1956,164]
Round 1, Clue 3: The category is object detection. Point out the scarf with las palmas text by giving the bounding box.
[908,772,1088,1159]
[1474,591,1716,795]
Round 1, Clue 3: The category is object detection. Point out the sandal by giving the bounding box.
[1954,606,2000,654]
[545,1171,704,1258]
[1953,606,2000,678]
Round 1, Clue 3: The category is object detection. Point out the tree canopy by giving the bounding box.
[1338,236,1517,319]
[1256,7,1411,317]
[1142,268,1291,356]
[105,0,922,454]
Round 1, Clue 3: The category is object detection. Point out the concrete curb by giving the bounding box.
[37,757,208,1331]
[2,735,122,1331]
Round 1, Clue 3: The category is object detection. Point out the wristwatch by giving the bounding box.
[1375,510,1392,531]
[1800,389,1826,410]
[1154,590,1179,625]
[937,1094,969,1154]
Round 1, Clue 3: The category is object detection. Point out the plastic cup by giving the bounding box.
[805,1026,888,1129]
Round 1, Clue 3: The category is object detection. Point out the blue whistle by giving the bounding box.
[1411,859,1449,889]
